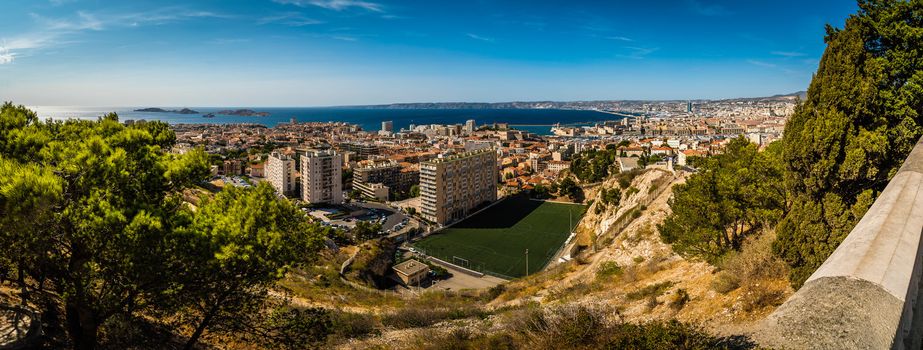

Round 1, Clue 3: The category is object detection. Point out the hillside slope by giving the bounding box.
[341,169,792,349]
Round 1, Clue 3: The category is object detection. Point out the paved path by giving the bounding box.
[426,259,506,290]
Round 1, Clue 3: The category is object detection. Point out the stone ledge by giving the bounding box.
[757,276,902,350]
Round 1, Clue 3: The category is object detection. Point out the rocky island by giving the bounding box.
[215,109,270,117]
[134,107,200,114]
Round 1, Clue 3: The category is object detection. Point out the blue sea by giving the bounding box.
[27,106,618,135]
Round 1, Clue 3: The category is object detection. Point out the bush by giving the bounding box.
[626,281,674,301]
[720,229,788,285]
[505,305,727,349]
[740,285,787,312]
[411,329,516,350]
[330,310,379,340]
[381,306,486,329]
[711,272,740,294]
[669,288,690,311]
[485,284,506,301]
[596,261,623,280]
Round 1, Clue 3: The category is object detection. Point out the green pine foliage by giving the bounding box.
[659,138,785,264]
[569,148,619,183]
[0,103,326,349]
[774,0,923,287]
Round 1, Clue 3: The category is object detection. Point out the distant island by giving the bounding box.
[215,109,270,117]
[134,107,200,114]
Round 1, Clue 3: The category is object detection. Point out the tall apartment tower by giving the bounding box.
[267,151,296,197]
[420,148,497,225]
[302,150,343,205]
[464,119,476,133]
[381,120,393,133]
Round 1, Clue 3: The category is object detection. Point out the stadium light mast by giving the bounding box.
[525,249,529,276]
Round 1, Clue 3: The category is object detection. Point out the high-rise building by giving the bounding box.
[302,150,343,204]
[464,119,476,133]
[381,120,393,133]
[267,152,296,197]
[420,148,497,225]
[686,101,693,113]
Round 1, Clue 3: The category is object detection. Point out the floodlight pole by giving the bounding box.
[525,248,529,276]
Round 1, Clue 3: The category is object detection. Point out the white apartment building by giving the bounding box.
[302,150,343,205]
[267,151,296,197]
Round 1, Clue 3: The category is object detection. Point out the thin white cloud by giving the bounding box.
[466,33,494,42]
[209,38,252,45]
[0,47,13,64]
[4,8,233,64]
[619,46,658,59]
[747,59,777,68]
[258,12,324,26]
[274,0,384,12]
[770,51,805,57]
[606,36,633,42]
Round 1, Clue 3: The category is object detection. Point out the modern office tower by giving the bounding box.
[687,101,693,113]
[381,120,393,133]
[464,119,476,133]
[267,151,296,197]
[301,150,343,204]
[419,148,497,225]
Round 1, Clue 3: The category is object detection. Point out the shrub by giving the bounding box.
[626,281,674,301]
[626,186,640,197]
[330,310,379,340]
[633,256,645,263]
[669,289,690,311]
[381,306,486,329]
[509,305,727,349]
[711,272,741,294]
[720,229,788,285]
[631,209,642,219]
[740,285,787,312]
[485,284,506,301]
[596,261,623,280]
[411,329,516,350]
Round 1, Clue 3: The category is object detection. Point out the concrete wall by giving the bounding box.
[759,137,923,349]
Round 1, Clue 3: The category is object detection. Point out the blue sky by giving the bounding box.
[0,0,857,106]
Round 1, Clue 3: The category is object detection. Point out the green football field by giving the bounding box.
[413,194,586,279]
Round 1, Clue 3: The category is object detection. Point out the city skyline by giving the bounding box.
[1,0,856,106]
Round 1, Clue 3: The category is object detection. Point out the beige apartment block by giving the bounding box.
[267,151,296,197]
[302,150,343,204]
[420,148,497,225]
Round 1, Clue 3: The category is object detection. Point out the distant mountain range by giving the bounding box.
[343,91,807,110]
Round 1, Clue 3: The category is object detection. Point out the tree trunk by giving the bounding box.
[183,312,213,350]
[65,300,99,350]
[183,291,230,350]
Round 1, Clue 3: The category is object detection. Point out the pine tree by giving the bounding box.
[774,0,923,287]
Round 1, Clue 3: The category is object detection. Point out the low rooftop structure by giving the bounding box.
[393,259,430,286]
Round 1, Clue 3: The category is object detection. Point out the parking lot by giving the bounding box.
[308,201,411,235]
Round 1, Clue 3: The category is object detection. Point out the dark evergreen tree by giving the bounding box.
[774,0,923,287]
